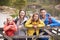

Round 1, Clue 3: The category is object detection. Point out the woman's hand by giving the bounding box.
[33,25,37,29]
[18,25,22,29]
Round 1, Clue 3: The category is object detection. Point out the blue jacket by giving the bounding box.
[44,17,60,27]
[40,13,60,27]
[40,13,51,19]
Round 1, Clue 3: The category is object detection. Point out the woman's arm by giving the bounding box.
[4,24,10,31]
[25,19,33,28]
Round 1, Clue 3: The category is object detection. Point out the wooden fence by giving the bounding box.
[0,27,60,40]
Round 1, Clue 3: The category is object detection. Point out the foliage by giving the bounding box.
[0,0,10,6]
[13,0,27,9]
[0,0,27,9]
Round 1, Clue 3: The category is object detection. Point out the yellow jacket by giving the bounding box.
[25,18,45,36]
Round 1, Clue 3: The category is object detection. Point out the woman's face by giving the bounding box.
[33,14,39,21]
[19,11,25,18]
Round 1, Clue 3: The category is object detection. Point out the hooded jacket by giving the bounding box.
[25,18,45,36]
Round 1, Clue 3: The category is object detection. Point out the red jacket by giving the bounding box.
[4,21,17,36]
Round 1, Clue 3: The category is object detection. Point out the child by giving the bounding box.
[3,18,17,36]
[25,13,45,36]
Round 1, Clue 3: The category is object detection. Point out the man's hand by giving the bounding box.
[46,25,51,29]
[47,25,50,27]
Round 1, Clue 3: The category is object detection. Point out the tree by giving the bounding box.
[0,0,10,6]
[13,0,27,9]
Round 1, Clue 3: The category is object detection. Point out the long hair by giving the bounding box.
[19,10,26,18]
[32,13,39,22]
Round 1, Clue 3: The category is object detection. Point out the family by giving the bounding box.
[3,8,60,40]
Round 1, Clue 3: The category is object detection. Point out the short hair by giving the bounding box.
[40,8,46,12]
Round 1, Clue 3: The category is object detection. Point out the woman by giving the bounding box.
[25,13,45,36]
[14,10,28,36]
[14,10,28,40]
[4,18,17,36]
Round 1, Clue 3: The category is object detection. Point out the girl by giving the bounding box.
[4,18,17,36]
[25,13,45,36]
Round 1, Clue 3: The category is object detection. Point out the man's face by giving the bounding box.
[40,10,46,16]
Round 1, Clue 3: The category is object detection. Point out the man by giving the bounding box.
[39,8,51,20]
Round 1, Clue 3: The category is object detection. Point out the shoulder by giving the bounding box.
[24,16,28,20]
[46,13,51,17]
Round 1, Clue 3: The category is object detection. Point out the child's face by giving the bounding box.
[33,14,39,21]
[9,20,13,25]
[7,18,13,24]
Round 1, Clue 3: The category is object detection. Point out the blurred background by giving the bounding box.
[0,0,60,27]
[0,0,60,40]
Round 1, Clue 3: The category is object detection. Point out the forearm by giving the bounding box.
[4,26,10,31]
[25,25,33,28]
[11,25,17,31]
[37,24,45,28]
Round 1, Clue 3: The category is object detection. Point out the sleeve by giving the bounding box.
[25,18,33,28]
[11,22,17,31]
[51,18,57,23]
[49,18,60,27]
[14,17,18,24]
[37,20,45,27]
[50,23,58,27]
[3,24,10,31]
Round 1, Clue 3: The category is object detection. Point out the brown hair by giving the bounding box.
[32,13,39,22]
[19,9,26,18]
[40,8,46,12]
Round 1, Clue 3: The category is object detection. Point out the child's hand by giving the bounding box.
[9,25,14,29]
[8,25,11,29]
[9,25,13,27]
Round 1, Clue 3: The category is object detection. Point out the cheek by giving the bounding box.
[34,16,38,18]
[20,13,25,16]
[34,17,38,20]
[42,13,44,15]
[36,18,38,20]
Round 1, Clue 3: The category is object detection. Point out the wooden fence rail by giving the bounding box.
[0,27,60,40]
